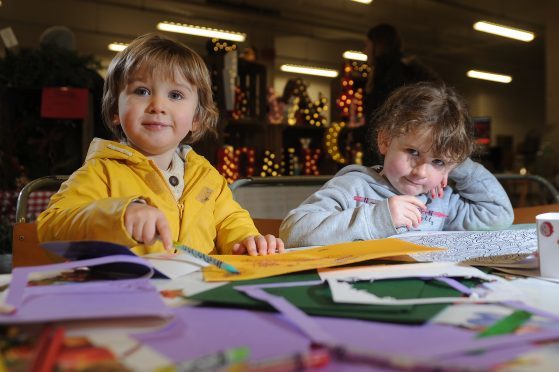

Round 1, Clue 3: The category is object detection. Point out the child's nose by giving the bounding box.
[411,162,428,178]
[147,95,167,114]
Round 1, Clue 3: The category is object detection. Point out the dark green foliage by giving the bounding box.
[0,45,101,89]
[0,45,101,254]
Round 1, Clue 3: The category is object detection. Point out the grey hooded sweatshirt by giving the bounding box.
[279,158,514,248]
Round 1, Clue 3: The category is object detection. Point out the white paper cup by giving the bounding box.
[536,213,559,278]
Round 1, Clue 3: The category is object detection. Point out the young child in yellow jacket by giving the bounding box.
[38,33,284,256]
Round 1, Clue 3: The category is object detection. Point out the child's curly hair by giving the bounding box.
[374,82,475,164]
[102,33,218,144]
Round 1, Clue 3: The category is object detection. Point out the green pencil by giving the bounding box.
[173,241,240,274]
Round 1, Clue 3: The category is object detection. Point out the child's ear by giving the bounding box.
[191,118,199,132]
[377,131,390,155]
[112,114,121,126]
[191,105,201,132]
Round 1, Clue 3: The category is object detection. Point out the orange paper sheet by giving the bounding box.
[203,238,443,281]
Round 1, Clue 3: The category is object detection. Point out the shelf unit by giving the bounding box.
[202,53,338,177]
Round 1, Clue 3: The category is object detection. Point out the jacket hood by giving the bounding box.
[85,138,142,163]
[334,164,412,199]
[85,138,192,165]
[335,164,384,183]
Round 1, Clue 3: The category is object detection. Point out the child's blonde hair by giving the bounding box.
[102,33,218,143]
[374,82,474,164]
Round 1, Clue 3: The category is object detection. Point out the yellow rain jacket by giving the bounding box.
[37,138,259,255]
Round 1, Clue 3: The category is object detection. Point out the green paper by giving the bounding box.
[190,270,475,324]
[477,310,532,338]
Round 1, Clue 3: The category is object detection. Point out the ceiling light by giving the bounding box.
[343,50,367,61]
[473,21,534,42]
[280,64,339,78]
[467,70,512,84]
[108,42,128,52]
[157,21,246,42]
[351,0,373,4]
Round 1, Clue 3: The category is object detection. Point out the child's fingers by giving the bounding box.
[232,243,246,255]
[263,234,277,255]
[405,196,426,211]
[132,220,146,243]
[276,238,285,253]
[156,219,173,251]
[255,235,269,255]
[142,222,157,245]
[244,237,259,256]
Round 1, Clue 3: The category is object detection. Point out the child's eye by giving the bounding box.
[169,91,184,100]
[406,148,419,156]
[432,159,446,167]
[134,87,150,96]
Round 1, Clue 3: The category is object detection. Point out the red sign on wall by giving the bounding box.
[40,87,88,119]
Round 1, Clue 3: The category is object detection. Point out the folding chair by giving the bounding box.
[230,176,332,235]
[12,175,68,267]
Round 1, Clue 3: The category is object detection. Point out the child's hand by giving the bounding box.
[388,195,426,230]
[232,235,285,256]
[429,176,448,199]
[124,203,173,251]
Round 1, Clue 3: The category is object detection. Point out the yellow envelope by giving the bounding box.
[203,238,443,281]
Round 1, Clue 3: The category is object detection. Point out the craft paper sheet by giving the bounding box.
[400,228,537,262]
[203,238,441,281]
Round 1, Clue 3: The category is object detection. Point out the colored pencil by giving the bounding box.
[30,326,65,372]
[173,242,240,275]
[354,195,448,218]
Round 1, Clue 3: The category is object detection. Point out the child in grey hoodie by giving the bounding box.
[280,82,513,247]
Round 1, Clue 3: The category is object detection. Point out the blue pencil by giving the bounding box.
[173,242,240,274]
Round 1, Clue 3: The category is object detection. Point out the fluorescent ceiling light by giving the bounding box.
[473,21,534,42]
[351,0,373,4]
[467,70,512,84]
[157,21,246,42]
[108,42,128,52]
[343,50,367,61]
[280,64,339,78]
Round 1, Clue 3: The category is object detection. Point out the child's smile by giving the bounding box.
[115,67,198,168]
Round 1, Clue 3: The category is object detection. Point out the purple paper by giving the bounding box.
[312,316,538,370]
[133,306,312,363]
[0,256,171,324]
[234,280,559,370]
[236,282,335,345]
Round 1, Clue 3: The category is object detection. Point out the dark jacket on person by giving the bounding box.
[361,52,440,166]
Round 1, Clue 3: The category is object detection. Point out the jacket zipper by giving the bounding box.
[178,202,184,219]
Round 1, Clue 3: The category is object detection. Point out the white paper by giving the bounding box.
[328,279,521,305]
[151,271,228,307]
[325,263,559,312]
[398,228,537,263]
[319,261,497,281]
[144,252,207,279]
[324,262,523,306]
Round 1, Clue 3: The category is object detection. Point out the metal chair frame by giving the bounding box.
[230,176,332,220]
[15,175,68,223]
[229,175,333,192]
[494,173,559,207]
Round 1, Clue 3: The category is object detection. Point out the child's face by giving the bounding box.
[378,130,455,196]
[114,67,198,158]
